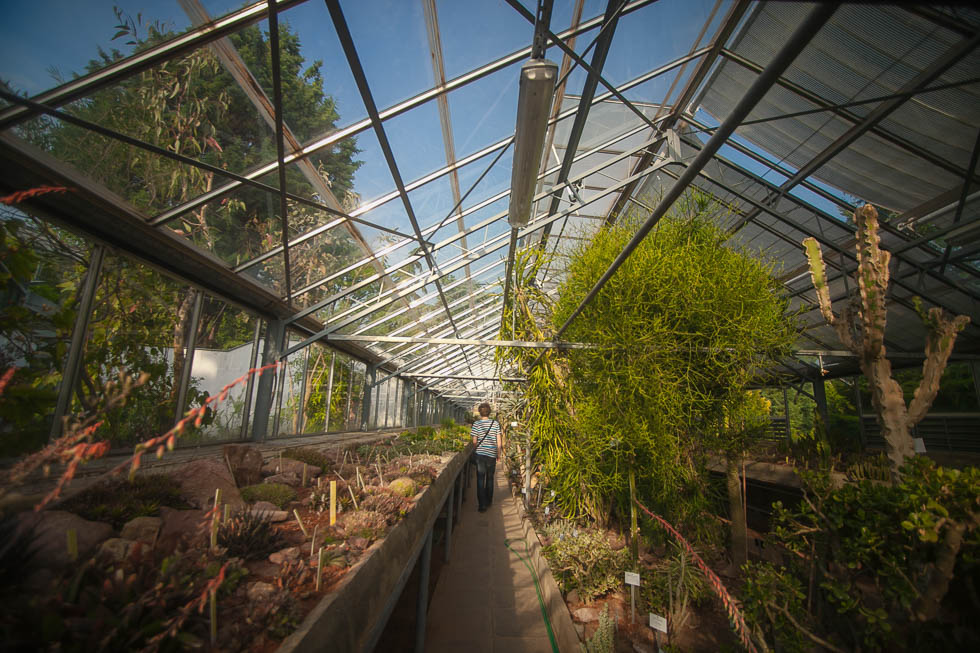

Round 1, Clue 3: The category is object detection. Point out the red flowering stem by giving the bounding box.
[635,499,758,653]
[0,185,73,205]
[0,367,16,394]
[110,361,281,477]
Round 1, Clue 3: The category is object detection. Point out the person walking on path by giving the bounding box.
[471,403,503,513]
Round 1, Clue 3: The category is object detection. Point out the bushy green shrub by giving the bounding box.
[240,483,296,509]
[217,509,282,560]
[542,522,630,602]
[282,446,332,471]
[743,458,980,651]
[58,474,190,528]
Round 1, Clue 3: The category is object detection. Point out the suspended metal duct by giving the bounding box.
[507,58,558,228]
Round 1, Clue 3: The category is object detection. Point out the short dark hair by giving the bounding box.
[478,402,491,417]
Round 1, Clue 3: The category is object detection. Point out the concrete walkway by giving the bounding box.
[425,464,558,653]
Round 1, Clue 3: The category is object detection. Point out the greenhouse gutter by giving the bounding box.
[0,133,391,370]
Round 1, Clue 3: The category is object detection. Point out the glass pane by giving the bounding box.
[0,213,89,455]
[81,252,192,446]
[0,2,245,98]
[186,296,257,443]
[339,0,434,110]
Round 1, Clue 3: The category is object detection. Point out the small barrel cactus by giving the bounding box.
[387,477,417,498]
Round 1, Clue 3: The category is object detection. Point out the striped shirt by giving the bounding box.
[471,418,501,457]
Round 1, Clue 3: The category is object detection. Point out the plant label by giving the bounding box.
[625,571,640,586]
[649,613,667,633]
[544,506,550,515]
[914,437,927,453]
[511,421,518,427]
[522,487,527,495]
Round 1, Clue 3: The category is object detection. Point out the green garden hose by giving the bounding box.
[504,537,560,653]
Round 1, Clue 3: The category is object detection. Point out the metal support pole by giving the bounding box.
[173,289,204,425]
[854,377,866,450]
[362,364,376,430]
[251,319,284,441]
[972,361,980,412]
[345,359,354,430]
[444,486,453,562]
[239,319,262,440]
[414,380,419,427]
[50,245,105,440]
[324,351,336,432]
[455,472,463,522]
[812,376,829,429]
[782,386,791,444]
[415,529,433,653]
[296,344,311,433]
[272,347,288,438]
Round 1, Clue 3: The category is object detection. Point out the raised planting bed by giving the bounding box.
[278,444,469,652]
[0,426,472,651]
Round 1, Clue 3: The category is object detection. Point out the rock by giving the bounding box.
[261,458,321,479]
[264,472,300,486]
[251,508,288,523]
[223,444,264,487]
[388,477,417,497]
[573,607,600,623]
[169,459,243,510]
[246,581,276,603]
[120,516,162,544]
[269,546,300,565]
[566,589,581,605]
[158,507,207,551]
[20,510,113,569]
[251,501,279,514]
[99,537,136,562]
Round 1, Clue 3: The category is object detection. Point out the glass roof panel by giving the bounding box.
[448,62,520,159]
[436,0,532,80]
[338,0,434,110]
[0,0,246,98]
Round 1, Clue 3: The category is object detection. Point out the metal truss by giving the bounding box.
[144,0,662,228]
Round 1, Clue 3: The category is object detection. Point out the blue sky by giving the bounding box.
[0,0,730,240]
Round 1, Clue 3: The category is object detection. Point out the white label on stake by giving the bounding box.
[914,437,927,453]
[511,421,518,427]
[522,487,527,495]
[649,613,667,633]
[544,506,550,515]
[625,571,640,586]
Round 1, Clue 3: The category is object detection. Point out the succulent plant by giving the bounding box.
[217,509,282,560]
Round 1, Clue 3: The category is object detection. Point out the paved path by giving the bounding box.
[425,464,557,653]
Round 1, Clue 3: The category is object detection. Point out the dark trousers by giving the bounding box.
[475,454,496,509]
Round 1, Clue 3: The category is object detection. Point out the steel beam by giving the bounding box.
[148,0,661,227]
[0,0,310,130]
[550,4,839,344]
[604,0,750,224]
[49,245,105,440]
[179,0,393,290]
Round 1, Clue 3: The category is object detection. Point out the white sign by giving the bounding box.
[649,613,667,633]
[914,437,927,453]
[624,571,640,586]
[511,421,518,427]
[544,506,550,515]
[522,487,527,495]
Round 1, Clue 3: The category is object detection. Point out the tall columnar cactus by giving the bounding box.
[803,205,970,482]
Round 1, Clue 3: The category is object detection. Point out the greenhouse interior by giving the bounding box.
[1,0,979,651]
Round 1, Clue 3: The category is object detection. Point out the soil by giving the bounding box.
[3,436,462,652]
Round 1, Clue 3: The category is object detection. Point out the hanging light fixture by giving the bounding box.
[507,58,557,228]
